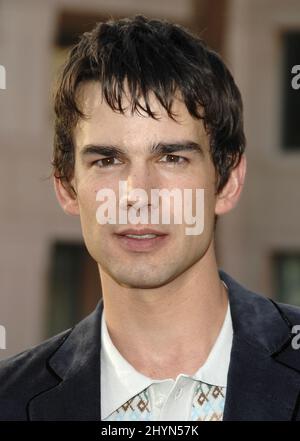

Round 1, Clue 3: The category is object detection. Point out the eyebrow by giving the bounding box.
[151,141,204,157]
[80,141,205,159]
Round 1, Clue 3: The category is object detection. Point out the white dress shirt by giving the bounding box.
[101,283,233,421]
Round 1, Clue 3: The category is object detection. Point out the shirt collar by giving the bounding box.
[101,282,233,419]
[191,297,233,386]
[101,311,154,419]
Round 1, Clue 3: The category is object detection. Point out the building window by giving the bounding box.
[281,31,300,151]
[45,241,101,338]
[273,253,300,306]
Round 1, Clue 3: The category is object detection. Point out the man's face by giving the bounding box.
[71,81,218,289]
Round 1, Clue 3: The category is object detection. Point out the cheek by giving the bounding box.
[184,175,216,216]
[76,184,100,225]
[201,191,217,236]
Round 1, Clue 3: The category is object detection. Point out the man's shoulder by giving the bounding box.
[0,328,72,420]
[242,283,300,322]
[0,302,102,420]
[221,269,300,323]
[239,279,300,325]
[0,327,71,373]
[271,299,300,325]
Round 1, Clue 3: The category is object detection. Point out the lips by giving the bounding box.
[115,228,167,237]
[114,228,169,251]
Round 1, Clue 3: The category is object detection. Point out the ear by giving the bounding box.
[53,176,80,216]
[215,154,247,215]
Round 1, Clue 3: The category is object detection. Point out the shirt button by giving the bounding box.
[155,395,165,408]
[175,388,183,399]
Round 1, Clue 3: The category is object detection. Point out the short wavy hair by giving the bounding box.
[53,14,245,194]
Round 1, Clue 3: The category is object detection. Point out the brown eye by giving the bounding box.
[160,154,188,164]
[94,157,122,168]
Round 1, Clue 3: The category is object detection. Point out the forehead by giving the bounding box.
[73,81,209,152]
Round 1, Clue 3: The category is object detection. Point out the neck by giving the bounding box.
[99,239,228,380]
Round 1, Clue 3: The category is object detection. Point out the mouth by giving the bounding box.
[114,228,169,252]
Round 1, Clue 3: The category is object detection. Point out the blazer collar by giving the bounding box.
[28,270,300,420]
[28,301,104,420]
[220,270,300,420]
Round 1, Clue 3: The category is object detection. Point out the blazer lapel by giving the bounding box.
[220,270,300,421]
[27,300,104,421]
[223,334,300,420]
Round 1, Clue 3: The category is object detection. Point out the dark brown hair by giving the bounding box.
[53,14,245,194]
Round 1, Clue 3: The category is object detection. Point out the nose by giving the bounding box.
[119,162,158,210]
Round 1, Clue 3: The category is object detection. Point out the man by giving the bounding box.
[1,15,300,422]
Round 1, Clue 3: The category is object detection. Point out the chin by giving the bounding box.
[110,270,175,290]
[118,277,168,290]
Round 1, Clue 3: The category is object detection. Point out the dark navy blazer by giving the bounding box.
[1,270,300,421]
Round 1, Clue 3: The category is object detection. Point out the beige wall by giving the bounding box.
[218,0,300,295]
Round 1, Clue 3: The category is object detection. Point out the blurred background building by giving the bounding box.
[0,0,299,359]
